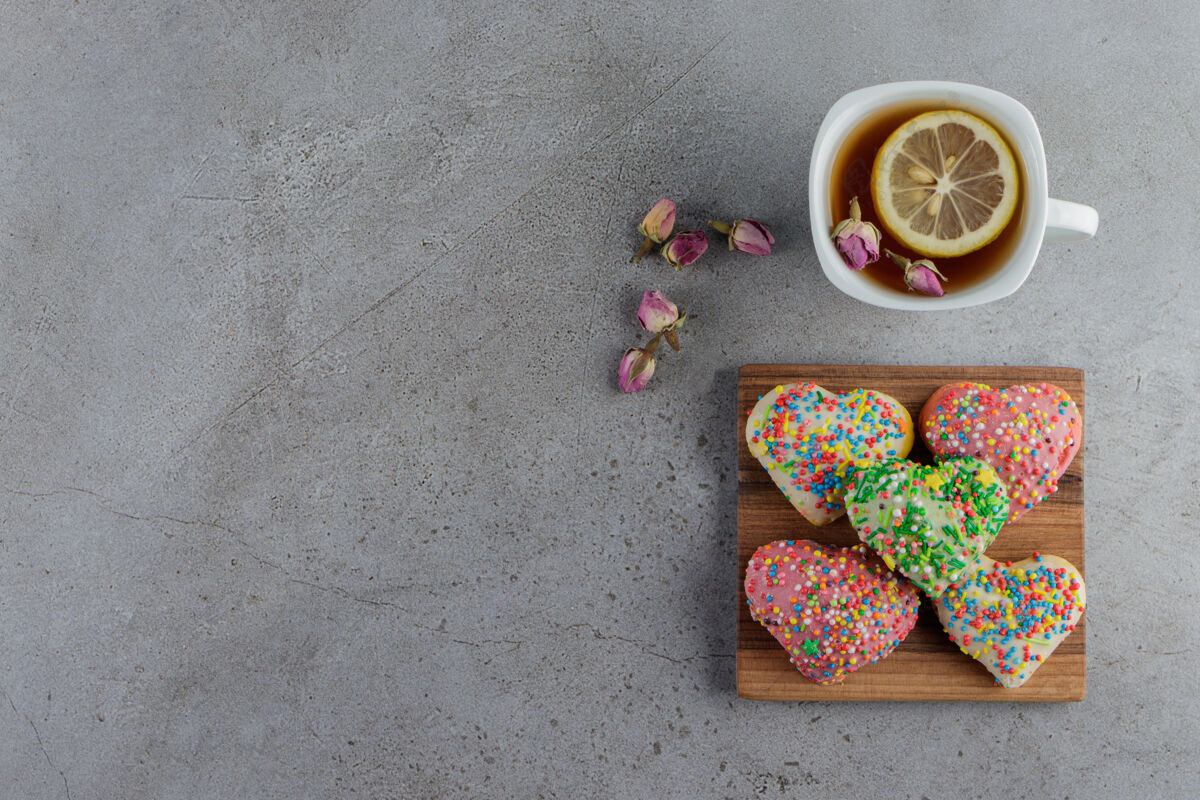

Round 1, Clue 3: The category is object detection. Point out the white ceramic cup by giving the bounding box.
[809,81,1098,311]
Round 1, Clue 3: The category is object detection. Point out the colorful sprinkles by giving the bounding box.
[744,539,920,685]
[934,553,1086,688]
[845,456,1010,597]
[921,382,1082,522]
[746,383,911,524]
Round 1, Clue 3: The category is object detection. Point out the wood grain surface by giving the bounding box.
[736,364,1085,702]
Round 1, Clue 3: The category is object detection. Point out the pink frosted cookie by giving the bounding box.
[919,382,1082,522]
[934,552,1086,688]
[746,383,914,525]
[744,539,920,685]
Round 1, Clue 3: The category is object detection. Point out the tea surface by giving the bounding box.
[829,102,1025,294]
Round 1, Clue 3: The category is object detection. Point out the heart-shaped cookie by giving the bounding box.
[746,383,913,525]
[744,539,920,685]
[934,553,1085,688]
[919,382,1082,522]
[845,456,1009,597]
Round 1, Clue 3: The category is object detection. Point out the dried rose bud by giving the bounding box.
[637,290,684,333]
[832,197,881,270]
[904,261,947,297]
[618,347,656,393]
[886,249,948,297]
[660,230,708,270]
[632,198,677,263]
[710,219,775,255]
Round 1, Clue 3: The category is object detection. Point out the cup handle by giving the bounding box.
[1044,198,1098,244]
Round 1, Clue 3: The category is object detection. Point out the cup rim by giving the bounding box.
[809,81,1049,311]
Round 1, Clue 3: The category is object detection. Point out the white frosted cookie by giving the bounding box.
[745,383,913,525]
[934,553,1086,688]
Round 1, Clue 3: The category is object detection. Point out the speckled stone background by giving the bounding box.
[2,2,1198,798]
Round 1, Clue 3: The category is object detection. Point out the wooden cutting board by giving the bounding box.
[736,364,1085,702]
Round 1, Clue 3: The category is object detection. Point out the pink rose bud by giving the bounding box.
[730,219,774,255]
[710,219,774,255]
[637,290,681,333]
[632,198,677,263]
[886,249,948,297]
[660,230,708,270]
[831,197,881,270]
[640,198,676,242]
[617,347,656,393]
[904,261,947,297]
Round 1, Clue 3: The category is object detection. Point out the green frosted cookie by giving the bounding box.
[845,456,1009,597]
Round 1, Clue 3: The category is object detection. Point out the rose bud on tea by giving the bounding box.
[886,249,948,297]
[709,218,775,255]
[660,229,708,270]
[632,198,677,263]
[831,196,882,270]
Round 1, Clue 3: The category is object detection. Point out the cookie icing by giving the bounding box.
[845,456,1009,597]
[746,383,913,525]
[934,553,1086,688]
[919,382,1082,522]
[744,539,920,685]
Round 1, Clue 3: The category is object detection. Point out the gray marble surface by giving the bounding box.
[2,2,1198,798]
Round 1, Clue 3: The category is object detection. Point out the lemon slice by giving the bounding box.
[871,110,1019,258]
